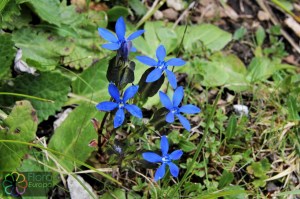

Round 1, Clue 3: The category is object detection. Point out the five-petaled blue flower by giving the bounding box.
[136,45,185,89]
[96,83,142,128]
[143,136,183,181]
[159,86,200,131]
[98,17,144,58]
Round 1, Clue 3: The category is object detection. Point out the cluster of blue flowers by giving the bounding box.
[96,17,201,181]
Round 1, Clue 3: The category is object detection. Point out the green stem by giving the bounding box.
[136,0,166,28]
[169,87,223,197]
[0,92,54,102]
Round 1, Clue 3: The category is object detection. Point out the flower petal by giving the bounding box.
[166,112,175,123]
[176,114,191,131]
[98,28,118,43]
[169,150,183,160]
[159,91,173,110]
[96,102,118,111]
[114,108,125,128]
[102,43,120,50]
[166,58,185,66]
[115,17,126,40]
[123,85,139,102]
[146,68,163,82]
[130,46,137,52]
[156,45,166,62]
[173,86,184,107]
[125,104,142,118]
[127,30,145,41]
[165,69,177,89]
[179,105,201,114]
[136,56,158,66]
[154,163,166,181]
[108,83,120,102]
[142,152,162,163]
[160,135,169,156]
[167,162,179,177]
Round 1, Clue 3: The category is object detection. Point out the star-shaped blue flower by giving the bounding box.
[136,45,185,89]
[98,17,144,58]
[159,86,200,131]
[143,136,183,181]
[96,83,142,128]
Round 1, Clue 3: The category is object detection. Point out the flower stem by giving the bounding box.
[168,87,224,197]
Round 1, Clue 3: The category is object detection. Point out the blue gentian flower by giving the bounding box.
[136,45,185,89]
[143,136,183,181]
[96,83,142,128]
[159,86,200,131]
[98,17,144,58]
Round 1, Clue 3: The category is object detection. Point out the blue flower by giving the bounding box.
[136,45,185,89]
[143,136,183,181]
[159,86,200,131]
[96,83,142,128]
[98,17,144,58]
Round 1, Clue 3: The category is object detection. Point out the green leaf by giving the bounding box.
[129,0,147,16]
[107,6,129,22]
[0,100,37,171]
[12,27,73,71]
[287,95,300,121]
[48,103,102,172]
[218,170,234,189]
[18,0,61,26]
[0,34,16,79]
[101,188,141,199]
[255,26,266,46]
[0,71,71,122]
[179,139,196,152]
[226,115,237,139]
[233,27,247,40]
[0,0,22,30]
[179,24,232,51]
[71,59,110,105]
[156,27,178,54]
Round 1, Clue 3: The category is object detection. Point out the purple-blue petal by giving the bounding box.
[154,163,166,181]
[160,136,169,156]
[96,102,118,111]
[146,68,163,82]
[169,150,183,160]
[130,46,137,52]
[136,56,158,66]
[98,28,118,43]
[167,162,179,178]
[142,152,162,163]
[179,105,201,114]
[115,17,126,40]
[176,114,191,131]
[125,104,142,118]
[127,30,145,41]
[102,43,120,50]
[165,69,177,89]
[156,45,166,62]
[114,108,125,128]
[173,86,184,107]
[166,58,186,66]
[123,85,139,102]
[166,112,175,123]
[108,83,120,102]
[159,91,173,110]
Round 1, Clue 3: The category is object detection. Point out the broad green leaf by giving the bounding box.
[129,0,147,16]
[0,100,37,171]
[226,115,237,139]
[0,34,16,79]
[107,6,129,21]
[0,0,22,30]
[0,71,71,122]
[255,26,266,46]
[48,103,102,172]
[233,27,247,40]
[218,170,234,189]
[156,27,178,54]
[12,27,73,71]
[287,95,300,121]
[71,59,109,105]
[178,24,232,52]
[18,0,61,27]
[179,139,196,152]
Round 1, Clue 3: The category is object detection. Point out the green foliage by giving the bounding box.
[247,159,271,188]
[48,103,102,175]
[107,6,129,21]
[0,0,21,29]
[0,71,71,122]
[0,100,37,171]
[0,34,15,79]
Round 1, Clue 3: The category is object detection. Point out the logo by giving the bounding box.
[2,172,28,197]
